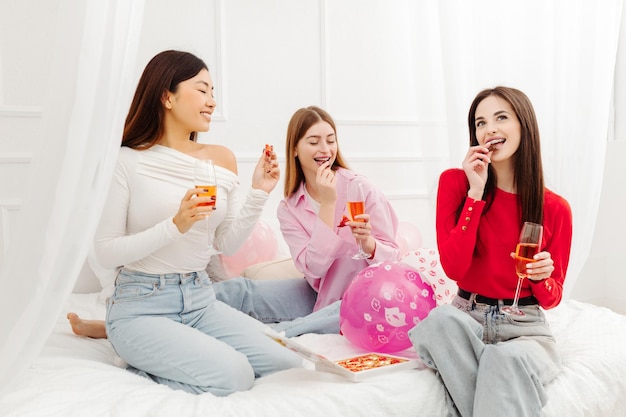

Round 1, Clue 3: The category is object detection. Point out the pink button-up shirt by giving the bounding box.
[277,168,400,311]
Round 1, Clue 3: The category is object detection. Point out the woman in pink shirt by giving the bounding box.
[279,106,401,310]
[215,106,401,336]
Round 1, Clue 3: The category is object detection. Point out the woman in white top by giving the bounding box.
[97,50,300,395]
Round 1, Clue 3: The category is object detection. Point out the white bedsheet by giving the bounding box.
[0,294,625,417]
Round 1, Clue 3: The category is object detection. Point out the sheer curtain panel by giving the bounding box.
[0,0,144,395]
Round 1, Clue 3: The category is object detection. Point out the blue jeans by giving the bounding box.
[213,277,341,337]
[105,269,302,396]
[408,295,561,417]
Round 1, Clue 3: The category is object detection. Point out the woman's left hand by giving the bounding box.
[251,145,280,193]
[510,250,554,281]
[349,214,376,253]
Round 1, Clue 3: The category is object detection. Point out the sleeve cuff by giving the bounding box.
[458,197,486,231]
[247,187,270,206]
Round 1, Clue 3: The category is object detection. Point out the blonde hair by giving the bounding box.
[283,106,349,197]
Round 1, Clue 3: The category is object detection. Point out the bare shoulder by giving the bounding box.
[199,144,238,175]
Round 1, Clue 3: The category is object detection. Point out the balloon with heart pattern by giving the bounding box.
[339,261,436,353]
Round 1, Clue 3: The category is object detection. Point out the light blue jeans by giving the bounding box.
[105,269,302,396]
[408,295,561,417]
[213,277,341,337]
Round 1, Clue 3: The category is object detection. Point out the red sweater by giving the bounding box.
[436,169,573,309]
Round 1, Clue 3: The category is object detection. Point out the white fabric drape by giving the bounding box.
[432,0,623,297]
[0,0,144,394]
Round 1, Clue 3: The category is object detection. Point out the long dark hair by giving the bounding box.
[122,50,208,149]
[465,86,544,225]
[283,106,349,197]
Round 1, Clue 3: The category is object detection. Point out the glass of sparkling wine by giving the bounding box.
[346,181,370,260]
[502,221,543,316]
[194,159,221,256]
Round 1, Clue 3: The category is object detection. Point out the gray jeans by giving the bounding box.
[213,277,341,337]
[408,295,561,417]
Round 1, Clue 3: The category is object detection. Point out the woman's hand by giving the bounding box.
[510,250,554,281]
[462,145,491,199]
[349,214,376,254]
[251,145,280,193]
[172,188,215,233]
[316,161,337,205]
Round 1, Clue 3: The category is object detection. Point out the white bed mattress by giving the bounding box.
[1,294,625,417]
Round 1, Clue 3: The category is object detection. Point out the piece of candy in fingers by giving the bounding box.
[264,144,274,157]
[486,138,504,152]
[338,215,350,228]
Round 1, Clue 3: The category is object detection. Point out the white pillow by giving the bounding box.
[205,255,231,282]
[400,247,457,305]
[242,258,302,280]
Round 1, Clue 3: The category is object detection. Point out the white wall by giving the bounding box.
[0,1,57,267]
[1,1,444,292]
[125,0,448,255]
[1,1,625,310]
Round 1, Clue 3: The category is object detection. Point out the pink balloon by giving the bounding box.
[340,261,436,353]
[397,235,409,256]
[220,220,278,278]
[395,222,423,253]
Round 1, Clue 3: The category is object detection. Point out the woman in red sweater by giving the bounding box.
[409,86,572,417]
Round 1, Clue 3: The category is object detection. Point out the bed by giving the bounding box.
[1,254,626,417]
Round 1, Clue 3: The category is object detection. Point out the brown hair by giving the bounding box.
[466,86,544,225]
[283,106,350,197]
[122,50,208,149]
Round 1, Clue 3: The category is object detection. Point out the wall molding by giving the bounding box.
[234,153,445,164]
[319,0,328,106]
[211,0,227,122]
[385,190,429,200]
[0,206,6,261]
[0,198,21,259]
[0,105,43,118]
[0,198,22,210]
[335,120,447,128]
[0,152,33,163]
[318,0,422,125]
[345,154,441,163]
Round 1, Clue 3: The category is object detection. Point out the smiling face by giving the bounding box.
[474,95,521,162]
[294,121,337,177]
[165,68,216,134]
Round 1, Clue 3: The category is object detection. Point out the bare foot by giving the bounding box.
[66,313,108,339]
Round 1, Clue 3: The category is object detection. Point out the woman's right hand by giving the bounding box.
[462,145,491,199]
[316,161,337,205]
[172,188,215,234]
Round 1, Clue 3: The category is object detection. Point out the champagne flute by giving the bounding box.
[194,159,221,256]
[501,222,543,316]
[346,181,370,260]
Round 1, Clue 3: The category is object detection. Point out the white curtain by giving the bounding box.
[432,0,623,297]
[0,0,144,394]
